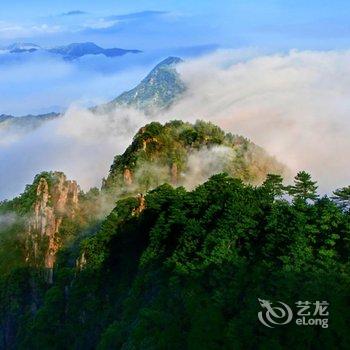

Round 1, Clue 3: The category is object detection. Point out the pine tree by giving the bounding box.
[288,171,318,203]
[332,186,350,209]
[262,173,285,198]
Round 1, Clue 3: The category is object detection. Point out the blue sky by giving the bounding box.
[1,1,350,198]
[1,0,350,115]
[2,0,350,49]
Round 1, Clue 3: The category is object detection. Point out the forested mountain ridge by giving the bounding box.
[1,173,349,349]
[103,120,286,194]
[0,120,349,349]
[0,120,285,279]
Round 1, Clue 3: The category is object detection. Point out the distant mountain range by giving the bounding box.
[48,42,141,60]
[0,42,141,60]
[0,56,185,134]
[5,43,41,53]
[0,113,60,132]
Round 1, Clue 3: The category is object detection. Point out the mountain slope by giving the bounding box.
[104,120,286,193]
[2,174,349,349]
[0,120,349,349]
[0,119,285,274]
[97,56,186,113]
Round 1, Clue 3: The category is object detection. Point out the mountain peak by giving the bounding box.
[104,120,286,192]
[99,56,185,113]
[142,56,183,82]
[156,56,183,67]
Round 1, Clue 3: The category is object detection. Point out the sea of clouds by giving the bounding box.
[1,49,349,200]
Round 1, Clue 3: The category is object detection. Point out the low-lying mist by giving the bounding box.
[1,49,349,200]
[0,212,18,231]
[170,49,350,193]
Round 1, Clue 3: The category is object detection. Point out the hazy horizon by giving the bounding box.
[1,1,349,199]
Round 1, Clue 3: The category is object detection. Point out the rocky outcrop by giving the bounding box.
[171,163,178,185]
[26,172,79,283]
[142,136,159,152]
[123,168,133,186]
[132,194,146,216]
[76,251,87,270]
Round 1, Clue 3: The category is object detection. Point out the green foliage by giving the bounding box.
[0,171,55,215]
[262,173,286,198]
[0,173,346,349]
[104,120,285,194]
[1,168,349,349]
[0,219,26,274]
[332,185,350,209]
[288,171,319,203]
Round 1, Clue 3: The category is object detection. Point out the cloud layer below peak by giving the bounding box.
[167,49,350,191]
[1,49,349,200]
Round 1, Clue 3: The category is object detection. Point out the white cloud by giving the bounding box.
[0,21,62,39]
[1,49,350,199]
[83,18,120,30]
[0,52,149,116]
[164,49,350,192]
[0,106,151,199]
[183,146,236,189]
[0,212,18,231]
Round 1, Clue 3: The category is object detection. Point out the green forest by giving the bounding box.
[0,121,349,349]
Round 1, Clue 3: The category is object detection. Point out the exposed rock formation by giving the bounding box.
[142,137,159,152]
[171,163,178,185]
[132,194,146,216]
[123,168,133,186]
[26,172,79,283]
[76,251,87,271]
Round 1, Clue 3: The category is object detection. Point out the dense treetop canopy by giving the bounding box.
[1,171,349,349]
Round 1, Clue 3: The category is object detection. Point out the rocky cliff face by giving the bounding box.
[25,172,79,283]
[132,194,146,216]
